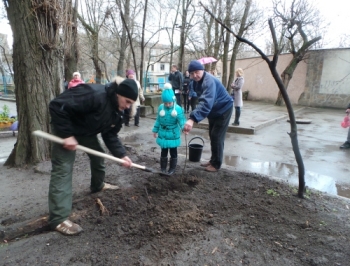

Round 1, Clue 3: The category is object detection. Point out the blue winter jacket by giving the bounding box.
[189,72,233,122]
[152,104,186,149]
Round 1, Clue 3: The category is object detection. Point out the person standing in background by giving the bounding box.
[182,70,191,113]
[230,68,244,126]
[68,72,84,89]
[125,69,145,127]
[340,103,350,149]
[168,64,183,107]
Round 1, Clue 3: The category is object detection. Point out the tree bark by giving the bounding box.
[221,0,234,88]
[64,0,79,82]
[4,0,64,166]
[139,0,148,87]
[227,0,252,91]
[117,0,130,76]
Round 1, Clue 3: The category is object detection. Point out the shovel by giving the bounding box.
[32,130,170,176]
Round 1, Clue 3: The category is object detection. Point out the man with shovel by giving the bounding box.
[48,77,138,235]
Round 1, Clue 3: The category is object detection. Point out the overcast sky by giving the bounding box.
[0,0,349,49]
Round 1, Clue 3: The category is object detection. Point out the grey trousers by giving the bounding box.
[48,135,105,229]
[347,127,350,142]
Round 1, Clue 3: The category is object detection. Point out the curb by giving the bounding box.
[194,107,306,135]
[251,107,306,132]
[0,97,16,102]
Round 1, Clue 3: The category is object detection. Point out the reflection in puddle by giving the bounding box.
[224,155,348,198]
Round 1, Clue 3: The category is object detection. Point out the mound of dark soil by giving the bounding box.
[1,151,350,265]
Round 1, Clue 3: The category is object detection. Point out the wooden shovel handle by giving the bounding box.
[32,130,146,170]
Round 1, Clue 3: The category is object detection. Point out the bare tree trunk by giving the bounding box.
[4,0,65,166]
[91,34,102,83]
[275,61,298,106]
[117,0,130,76]
[179,0,191,72]
[139,0,149,86]
[64,0,79,82]
[222,0,234,88]
[227,0,252,92]
[77,0,109,83]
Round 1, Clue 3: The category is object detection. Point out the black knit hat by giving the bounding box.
[115,79,138,101]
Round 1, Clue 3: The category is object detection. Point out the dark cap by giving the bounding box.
[188,60,204,73]
[115,79,138,101]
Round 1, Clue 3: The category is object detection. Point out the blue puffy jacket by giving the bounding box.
[189,72,233,123]
[152,104,186,149]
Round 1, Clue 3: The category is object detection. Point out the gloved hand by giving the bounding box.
[341,116,350,128]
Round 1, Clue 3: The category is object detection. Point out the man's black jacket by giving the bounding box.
[49,83,126,158]
[168,71,183,91]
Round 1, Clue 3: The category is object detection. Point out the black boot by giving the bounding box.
[168,157,177,175]
[160,157,168,173]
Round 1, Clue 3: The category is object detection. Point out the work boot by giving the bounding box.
[160,157,168,173]
[168,157,177,175]
[340,141,350,149]
[55,220,83,236]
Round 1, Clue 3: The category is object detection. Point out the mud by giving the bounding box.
[1,149,350,265]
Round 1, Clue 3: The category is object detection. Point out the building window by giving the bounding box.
[151,65,154,71]
[160,64,165,71]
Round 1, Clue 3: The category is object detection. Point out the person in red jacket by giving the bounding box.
[340,103,350,149]
[68,72,84,89]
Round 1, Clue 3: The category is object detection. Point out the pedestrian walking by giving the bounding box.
[125,69,145,127]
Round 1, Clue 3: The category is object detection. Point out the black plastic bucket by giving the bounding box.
[188,137,204,162]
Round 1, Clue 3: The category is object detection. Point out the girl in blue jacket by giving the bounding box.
[152,83,186,174]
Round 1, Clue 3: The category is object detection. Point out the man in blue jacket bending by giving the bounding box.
[183,60,233,172]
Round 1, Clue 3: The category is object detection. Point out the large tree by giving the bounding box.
[226,0,253,91]
[3,0,69,166]
[77,0,111,83]
[64,0,79,82]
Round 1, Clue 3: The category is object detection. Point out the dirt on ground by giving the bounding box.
[1,147,350,266]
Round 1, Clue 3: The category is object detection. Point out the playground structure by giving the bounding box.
[0,74,14,97]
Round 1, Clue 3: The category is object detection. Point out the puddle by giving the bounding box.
[223,155,350,199]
